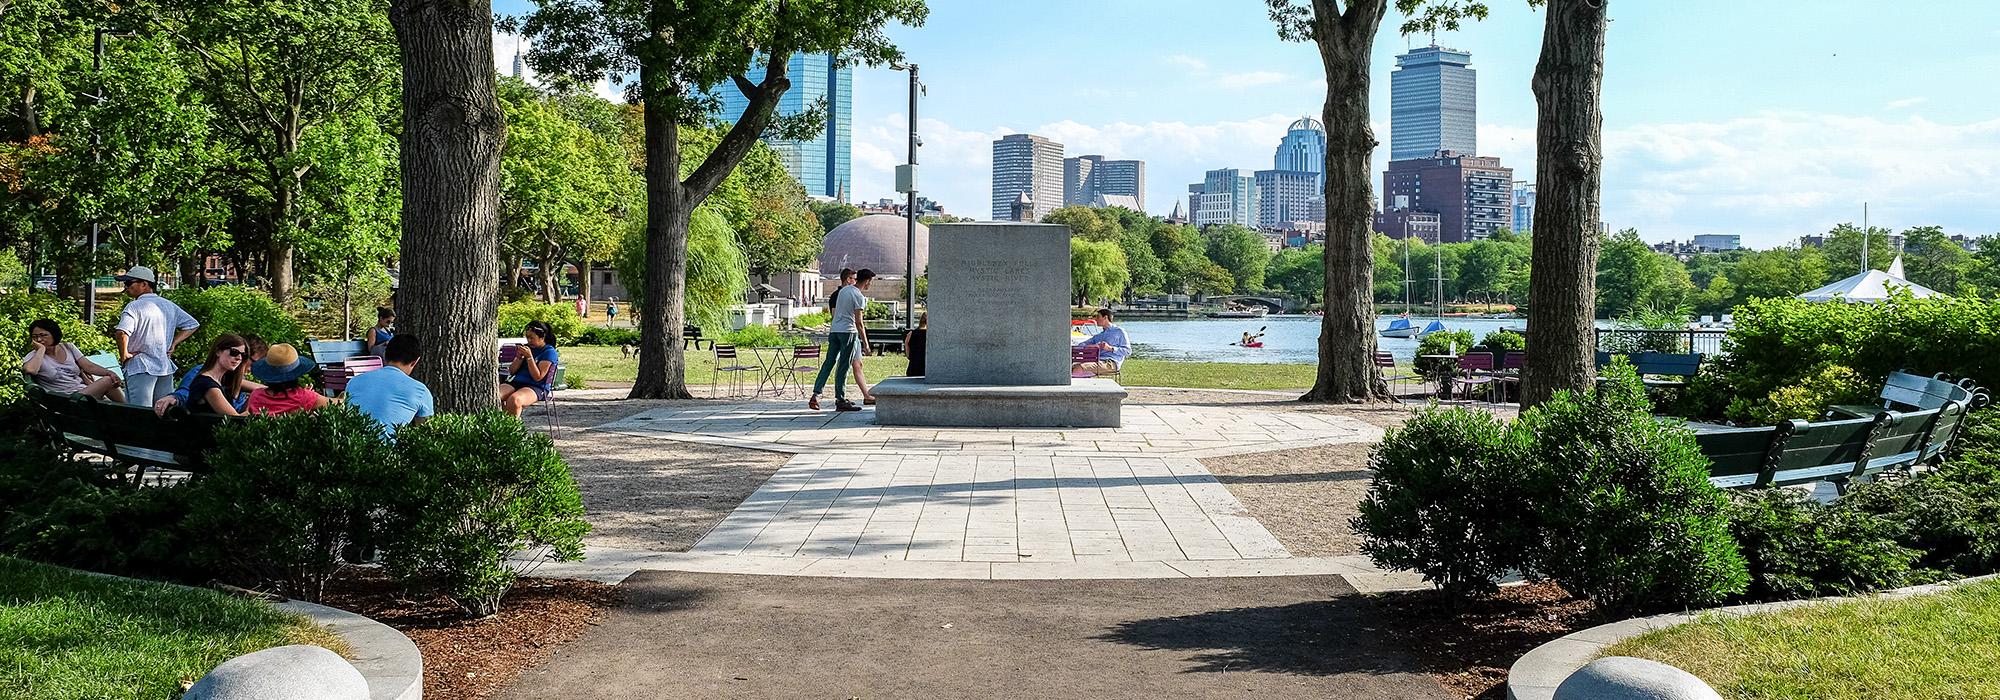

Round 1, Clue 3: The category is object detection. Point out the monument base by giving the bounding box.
[872,377,1127,428]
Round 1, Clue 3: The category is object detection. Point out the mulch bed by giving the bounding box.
[1367,581,1607,699]
[320,567,622,700]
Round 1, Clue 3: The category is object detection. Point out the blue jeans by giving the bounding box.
[812,332,856,400]
[124,370,175,407]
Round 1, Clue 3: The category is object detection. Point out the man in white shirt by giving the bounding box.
[808,269,873,412]
[111,266,200,406]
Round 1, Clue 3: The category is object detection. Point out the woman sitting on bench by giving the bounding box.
[186,334,251,417]
[21,319,124,402]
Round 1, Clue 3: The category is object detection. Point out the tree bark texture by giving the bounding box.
[1520,0,1608,409]
[629,63,692,399]
[389,0,505,414]
[1300,0,1388,404]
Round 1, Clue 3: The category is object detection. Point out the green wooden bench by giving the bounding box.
[1694,400,1968,491]
[1829,370,1986,419]
[1596,351,1702,388]
[25,385,230,476]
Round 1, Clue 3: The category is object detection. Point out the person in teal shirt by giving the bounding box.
[346,334,434,435]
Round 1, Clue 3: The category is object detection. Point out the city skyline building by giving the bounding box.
[991,133,1065,221]
[1512,183,1535,233]
[1389,46,1477,160]
[716,53,851,198]
[1272,116,1327,183]
[1189,168,1258,228]
[1253,169,1321,229]
[1064,155,1146,210]
[1692,234,1742,251]
[1382,151,1513,243]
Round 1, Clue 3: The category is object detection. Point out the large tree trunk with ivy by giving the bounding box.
[389,0,505,413]
[1298,0,1388,404]
[630,65,694,400]
[1520,0,1608,409]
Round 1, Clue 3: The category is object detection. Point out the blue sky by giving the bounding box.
[494,0,2000,248]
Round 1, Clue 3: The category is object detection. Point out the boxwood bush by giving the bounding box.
[378,412,587,618]
[1715,294,2000,422]
[497,301,585,345]
[1353,407,1532,598]
[186,404,393,602]
[1724,487,1918,600]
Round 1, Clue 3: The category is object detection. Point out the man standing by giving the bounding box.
[1072,308,1130,375]
[112,266,199,406]
[345,334,435,435]
[809,269,873,412]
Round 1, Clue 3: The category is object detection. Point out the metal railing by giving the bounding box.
[1594,328,1730,356]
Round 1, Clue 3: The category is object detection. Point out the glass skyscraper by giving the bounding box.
[1389,46,1477,160]
[1272,116,1326,181]
[716,53,851,198]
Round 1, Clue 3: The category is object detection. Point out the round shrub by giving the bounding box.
[1354,407,1533,598]
[1517,364,1750,611]
[1413,329,1477,384]
[186,404,394,602]
[1477,329,1525,353]
[719,324,804,348]
[576,326,641,346]
[1731,363,1872,425]
[1725,487,1917,600]
[1843,466,2000,578]
[497,301,585,345]
[378,412,587,618]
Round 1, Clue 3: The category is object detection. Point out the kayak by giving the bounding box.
[1233,342,1264,348]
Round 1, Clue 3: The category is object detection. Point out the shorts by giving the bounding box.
[506,380,551,401]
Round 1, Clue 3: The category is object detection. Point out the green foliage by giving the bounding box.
[155,286,306,368]
[1517,365,1749,611]
[1596,229,1695,317]
[864,300,895,320]
[187,404,394,602]
[1600,306,1692,353]
[613,207,749,331]
[1714,295,2000,423]
[1735,364,1871,425]
[1070,238,1129,305]
[1203,225,1271,292]
[379,413,587,618]
[1819,223,1897,284]
[791,311,833,329]
[1043,206,1118,242]
[1353,408,1531,598]
[1265,246,1325,303]
[1724,488,1918,600]
[1476,329,1525,352]
[1843,463,2000,578]
[1413,329,1476,382]
[0,443,200,582]
[498,77,638,301]
[497,301,586,345]
[285,268,395,342]
[719,324,795,348]
[563,369,589,390]
[809,200,862,233]
[0,293,113,404]
[575,326,641,346]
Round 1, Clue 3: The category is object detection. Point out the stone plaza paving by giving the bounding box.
[534,401,1427,589]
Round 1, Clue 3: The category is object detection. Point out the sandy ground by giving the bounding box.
[498,571,1448,700]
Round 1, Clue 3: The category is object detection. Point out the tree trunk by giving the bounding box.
[1519,0,1608,409]
[630,64,692,399]
[389,0,506,414]
[579,259,592,309]
[266,242,294,301]
[1300,0,1388,404]
[537,240,558,302]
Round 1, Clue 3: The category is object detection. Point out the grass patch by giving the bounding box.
[0,555,346,700]
[1606,578,2000,699]
[560,344,1319,392]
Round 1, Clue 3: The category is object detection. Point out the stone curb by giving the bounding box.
[276,600,425,700]
[521,547,1435,591]
[1506,573,2000,700]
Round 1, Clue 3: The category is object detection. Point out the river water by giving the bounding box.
[1117,316,1530,364]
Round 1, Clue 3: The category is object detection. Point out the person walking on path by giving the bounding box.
[823,269,878,405]
[809,269,872,411]
[111,266,199,406]
[606,299,619,326]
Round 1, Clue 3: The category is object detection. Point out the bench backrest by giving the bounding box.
[83,353,122,380]
[27,386,227,471]
[1919,399,1971,461]
[1596,351,1702,377]
[1876,371,1974,413]
[1695,426,1781,488]
[1856,407,1942,479]
[309,340,368,364]
[1766,415,1879,487]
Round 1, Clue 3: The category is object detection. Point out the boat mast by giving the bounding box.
[1402,236,1413,316]
[1432,240,1445,320]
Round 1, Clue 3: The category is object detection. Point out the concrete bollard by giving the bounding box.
[182,644,368,700]
[1553,656,1724,700]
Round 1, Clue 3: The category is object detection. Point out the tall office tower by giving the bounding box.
[1272,116,1327,183]
[1188,168,1258,228]
[1254,169,1321,228]
[1381,151,1513,243]
[1512,183,1536,233]
[1389,46,1477,160]
[1064,155,1147,210]
[991,133,1064,221]
[716,53,851,198]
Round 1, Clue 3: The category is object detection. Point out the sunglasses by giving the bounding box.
[223,347,246,359]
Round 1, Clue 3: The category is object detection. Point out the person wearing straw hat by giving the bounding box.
[111,266,199,406]
[246,343,330,416]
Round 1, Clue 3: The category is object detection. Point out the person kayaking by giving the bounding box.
[1238,327,1266,348]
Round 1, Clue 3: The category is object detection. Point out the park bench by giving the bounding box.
[1596,351,1702,389]
[1828,370,1988,420]
[683,324,715,351]
[862,327,906,355]
[308,339,369,364]
[25,384,228,477]
[1695,400,1969,491]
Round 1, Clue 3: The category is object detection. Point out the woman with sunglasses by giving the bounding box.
[185,334,251,417]
[498,320,559,417]
[20,319,124,401]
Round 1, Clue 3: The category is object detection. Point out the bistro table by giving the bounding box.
[743,346,801,397]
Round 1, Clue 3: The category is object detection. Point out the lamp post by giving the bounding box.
[892,63,922,333]
[85,27,107,325]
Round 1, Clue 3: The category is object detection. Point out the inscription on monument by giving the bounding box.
[925,223,1072,386]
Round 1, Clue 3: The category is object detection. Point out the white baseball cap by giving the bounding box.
[115,266,159,285]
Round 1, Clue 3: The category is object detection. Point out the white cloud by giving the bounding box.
[492,29,532,82]
[1885,96,1928,110]
[1163,53,1208,71]
[1214,71,1289,89]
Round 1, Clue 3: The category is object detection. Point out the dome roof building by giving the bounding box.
[816,214,929,278]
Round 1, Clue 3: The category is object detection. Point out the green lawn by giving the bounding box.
[557,344,1320,392]
[0,556,346,700]
[1606,579,2000,699]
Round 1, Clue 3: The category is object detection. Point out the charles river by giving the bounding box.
[1120,316,1528,365]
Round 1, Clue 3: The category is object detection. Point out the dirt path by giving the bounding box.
[498,571,1449,700]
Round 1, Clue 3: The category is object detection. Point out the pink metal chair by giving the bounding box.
[782,344,823,396]
[1071,345,1102,379]
[320,356,382,397]
[1451,352,1498,403]
[710,345,757,398]
[1374,351,1415,396]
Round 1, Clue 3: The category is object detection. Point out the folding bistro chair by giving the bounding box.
[1495,351,1526,403]
[1374,351,1416,397]
[710,345,757,398]
[1451,352,1498,404]
[1071,345,1102,379]
[782,344,822,397]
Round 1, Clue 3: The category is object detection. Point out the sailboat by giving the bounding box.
[1380,237,1431,338]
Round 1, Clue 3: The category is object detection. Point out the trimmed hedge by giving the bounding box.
[1716,294,2000,423]
[497,301,585,345]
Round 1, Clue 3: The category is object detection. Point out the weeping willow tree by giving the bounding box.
[614,206,747,332]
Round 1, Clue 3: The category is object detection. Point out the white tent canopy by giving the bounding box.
[1797,255,1940,303]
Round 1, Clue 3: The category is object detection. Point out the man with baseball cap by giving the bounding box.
[111,266,199,406]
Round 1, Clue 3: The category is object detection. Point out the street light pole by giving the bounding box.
[86,27,107,325]
[900,64,920,333]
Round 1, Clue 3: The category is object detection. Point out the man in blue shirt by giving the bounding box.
[1073,308,1131,375]
[346,334,435,435]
